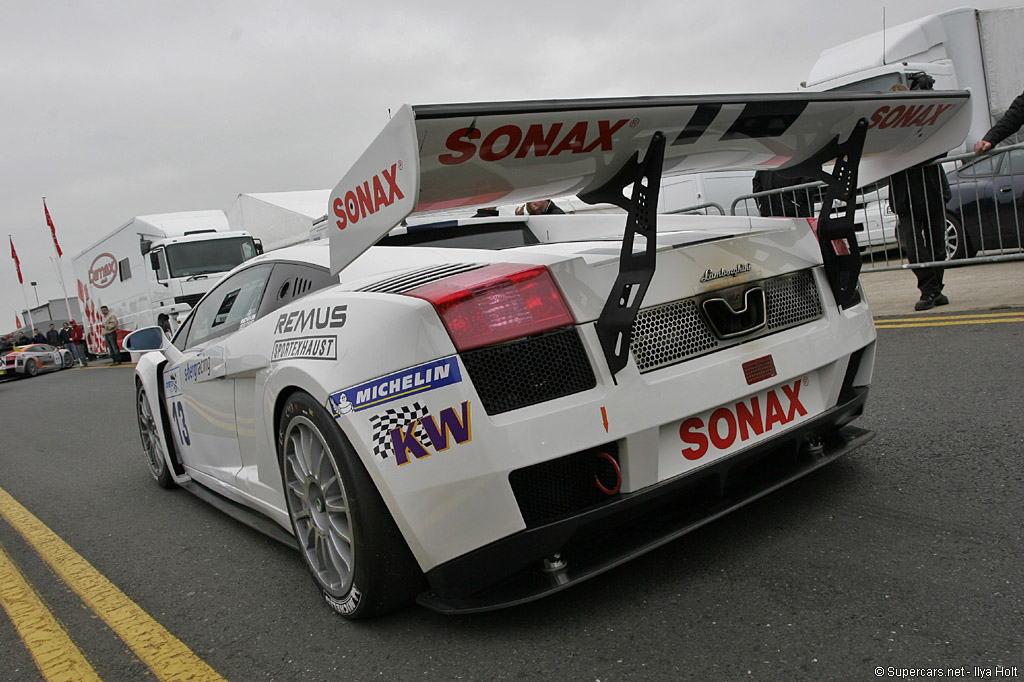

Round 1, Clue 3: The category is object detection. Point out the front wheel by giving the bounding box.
[944,213,971,261]
[25,359,38,377]
[279,392,422,619]
[136,382,174,488]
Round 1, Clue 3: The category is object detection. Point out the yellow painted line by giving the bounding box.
[0,486,228,682]
[0,542,102,682]
[876,316,1024,329]
[877,311,1024,323]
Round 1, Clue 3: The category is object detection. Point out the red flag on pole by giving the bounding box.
[15,314,21,329]
[43,198,63,257]
[10,236,22,284]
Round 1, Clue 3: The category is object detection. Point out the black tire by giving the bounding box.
[278,392,422,619]
[62,352,73,369]
[135,382,174,489]
[944,213,971,261]
[25,359,39,377]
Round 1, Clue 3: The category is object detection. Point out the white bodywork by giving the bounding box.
[132,91,969,609]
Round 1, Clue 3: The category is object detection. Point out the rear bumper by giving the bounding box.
[417,386,871,614]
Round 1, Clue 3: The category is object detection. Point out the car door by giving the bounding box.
[34,345,59,371]
[163,263,274,487]
[231,261,339,505]
[996,149,1024,250]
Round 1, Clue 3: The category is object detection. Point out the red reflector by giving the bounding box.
[742,355,777,385]
[405,264,575,351]
[806,217,851,256]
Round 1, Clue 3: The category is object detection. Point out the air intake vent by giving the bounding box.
[357,263,486,294]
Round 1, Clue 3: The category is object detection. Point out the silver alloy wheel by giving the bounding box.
[136,388,165,479]
[944,217,960,261]
[283,415,355,596]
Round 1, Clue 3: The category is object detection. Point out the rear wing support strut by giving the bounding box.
[782,118,868,310]
[579,132,666,382]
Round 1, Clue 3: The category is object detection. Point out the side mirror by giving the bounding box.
[140,239,153,256]
[150,252,160,271]
[123,327,167,351]
[254,238,264,255]
[123,326,183,364]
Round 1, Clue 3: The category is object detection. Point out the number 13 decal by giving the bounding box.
[171,400,191,446]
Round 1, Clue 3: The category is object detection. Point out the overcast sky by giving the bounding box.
[2,0,1020,332]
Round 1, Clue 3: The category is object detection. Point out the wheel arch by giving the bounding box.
[269,381,428,571]
[134,357,188,482]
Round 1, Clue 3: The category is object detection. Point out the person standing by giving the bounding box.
[32,328,46,343]
[752,170,818,217]
[887,81,952,311]
[100,305,121,365]
[70,319,88,367]
[974,89,1024,154]
[46,323,60,346]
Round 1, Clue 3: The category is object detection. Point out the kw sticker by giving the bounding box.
[387,401,472,466]
[328,357,462,415]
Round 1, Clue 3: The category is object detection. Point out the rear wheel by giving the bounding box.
[62,352,73,369]
[136,382,174,488]
[25,359,38,377]
[279,392,422,619]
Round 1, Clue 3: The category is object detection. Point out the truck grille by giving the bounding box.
[631,270,823,373]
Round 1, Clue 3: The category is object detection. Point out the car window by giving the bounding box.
[184,264,273,349]
[257,262,338,320]
[957,156,999,177]
[1006,149,1024,176]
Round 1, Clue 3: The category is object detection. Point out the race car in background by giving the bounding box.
[126,90,970,618]
[2,344,75,378]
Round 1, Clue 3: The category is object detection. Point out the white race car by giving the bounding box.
[127,90,969,618]
[2,344,75,378]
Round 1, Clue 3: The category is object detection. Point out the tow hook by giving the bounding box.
[541,553,569,586]
[803,433,825,458]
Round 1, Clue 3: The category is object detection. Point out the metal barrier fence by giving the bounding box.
[705,143,1024,272]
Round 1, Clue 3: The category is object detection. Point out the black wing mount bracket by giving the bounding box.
[578,132,666,382]
[779,118,868,310]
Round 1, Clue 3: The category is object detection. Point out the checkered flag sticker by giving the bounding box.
[369,402,429,460]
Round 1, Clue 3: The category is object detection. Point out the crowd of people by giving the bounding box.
[0,318,92,367]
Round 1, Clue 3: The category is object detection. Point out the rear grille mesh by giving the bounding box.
[461,328,596,415]
[509,443,620,527]
[631,270,823,373]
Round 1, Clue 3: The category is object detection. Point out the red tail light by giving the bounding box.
[405,264,575,351]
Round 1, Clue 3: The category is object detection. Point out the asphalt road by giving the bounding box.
[1,314,1022,682]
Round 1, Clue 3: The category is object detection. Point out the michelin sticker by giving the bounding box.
[327,357,462,416]
[272,335,337,362]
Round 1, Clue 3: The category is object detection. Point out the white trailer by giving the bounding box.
[802,6,1024,152]
[72,211,261,356]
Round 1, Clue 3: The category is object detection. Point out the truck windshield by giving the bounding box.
[165,237,258,278]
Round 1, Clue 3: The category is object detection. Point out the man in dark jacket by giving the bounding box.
[974,90,1024,154]
[46,323,60,346]
[888,80,953,311]
[752,170,818,218]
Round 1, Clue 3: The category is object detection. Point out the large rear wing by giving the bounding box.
[328,91,970,274]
